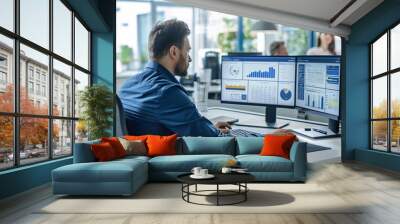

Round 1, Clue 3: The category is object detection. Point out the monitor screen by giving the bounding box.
[296,56,341,118]
[221,56,296,107]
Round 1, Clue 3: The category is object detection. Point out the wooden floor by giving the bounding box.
[1,161,400,224]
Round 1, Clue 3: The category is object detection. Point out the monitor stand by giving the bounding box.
[292,119,341,139]
[265,106,289,129]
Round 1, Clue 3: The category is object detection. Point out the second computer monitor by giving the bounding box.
[221,56,296,107]
[296,56,341,119]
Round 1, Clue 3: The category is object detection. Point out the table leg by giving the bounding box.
[181,184,183,199]
[245,183,247,201]
[187,184,190,202]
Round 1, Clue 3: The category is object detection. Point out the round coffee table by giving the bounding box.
[177,173,255,206]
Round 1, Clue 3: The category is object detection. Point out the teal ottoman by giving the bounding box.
[52,156,148,196]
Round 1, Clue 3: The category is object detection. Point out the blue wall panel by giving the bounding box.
[355,149,400,172]
[344,0,400,171]
[92,32,114,87]
[0,158,72,199]
[92,32,115,135]
[343,44,369,160]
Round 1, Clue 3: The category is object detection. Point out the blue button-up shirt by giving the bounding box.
[118,61,220,137]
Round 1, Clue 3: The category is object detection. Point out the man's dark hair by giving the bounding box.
[148,19,190,59]
[269,41,285,55]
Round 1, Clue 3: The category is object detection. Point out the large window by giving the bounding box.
[0,0,14,32]
[0,0,91,170]
[370,23,400,153]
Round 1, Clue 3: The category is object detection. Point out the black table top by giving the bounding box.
[177,172,255,185]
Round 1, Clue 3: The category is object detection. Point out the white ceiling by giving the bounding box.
[169,0,384,37]
[226,0,352,22]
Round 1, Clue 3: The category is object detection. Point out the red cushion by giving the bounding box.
[260,133,297,159]
[91,142,118,161]
[146,134,177,157]
[101,137,126,158]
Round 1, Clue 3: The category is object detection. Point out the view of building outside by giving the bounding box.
[116,0,332,89]
[0,36,75,168]
[371,24,400,153]
[0,0,90,170]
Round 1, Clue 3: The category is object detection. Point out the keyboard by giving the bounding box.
[221,129,264,137]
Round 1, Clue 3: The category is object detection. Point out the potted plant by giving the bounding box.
[79,84,113,140]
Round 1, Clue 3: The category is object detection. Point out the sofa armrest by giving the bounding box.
[73,140,100,163]
[289,141,307,181]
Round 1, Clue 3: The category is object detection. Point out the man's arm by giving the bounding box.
[157,84,220,137]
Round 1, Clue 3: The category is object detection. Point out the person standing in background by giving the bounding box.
[307,33,336,55]
[269,41,288,56]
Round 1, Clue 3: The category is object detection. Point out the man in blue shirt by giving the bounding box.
[119,19,230,137]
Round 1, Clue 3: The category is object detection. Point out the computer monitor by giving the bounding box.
[294,56,341,138]
[221,56,296,107]
[220,55,296,128]
[295,56,340,119]
[227,52,262,56]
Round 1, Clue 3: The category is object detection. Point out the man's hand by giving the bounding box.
[214,121,231,134]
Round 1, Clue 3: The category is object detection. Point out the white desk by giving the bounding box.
[202,107,341,164]
[183,84,221,94]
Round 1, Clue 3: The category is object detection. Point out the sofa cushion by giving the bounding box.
[236,137,263,155]
[147,134,177,157]
[91,142,118,162]
[53,159,147,183]
[180,137,235,155]
[118,138,147,156]
[236,155,293,172]
[149,154,235,172]
[260,134,297,159]
[101,137,127,158]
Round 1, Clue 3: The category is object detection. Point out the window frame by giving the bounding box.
[370,20,400,154]
[0,0,92,171]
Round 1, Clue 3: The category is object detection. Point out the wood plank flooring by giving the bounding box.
[1,161,400,224]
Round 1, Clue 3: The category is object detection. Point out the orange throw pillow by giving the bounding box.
[91,142,117,162]
[146,134,177,157]
[260,133,297,159]
[101,137,126,158]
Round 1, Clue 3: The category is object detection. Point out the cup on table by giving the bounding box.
[221,167,232,174]
[191,167,202,176]
[200,169,208,176]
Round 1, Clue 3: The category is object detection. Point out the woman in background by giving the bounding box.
[307,33,336,55]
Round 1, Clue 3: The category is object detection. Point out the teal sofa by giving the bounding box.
[52,137,307,196]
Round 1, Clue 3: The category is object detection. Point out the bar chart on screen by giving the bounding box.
[304,87,325,112]
[243,62,279,81]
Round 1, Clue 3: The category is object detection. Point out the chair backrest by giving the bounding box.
[115,94,128,136]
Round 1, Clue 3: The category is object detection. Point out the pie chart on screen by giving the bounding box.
[280,88,292,101]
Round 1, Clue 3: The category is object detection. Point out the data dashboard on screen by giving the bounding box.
[296,56,341,117]
[221,56,296,107]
